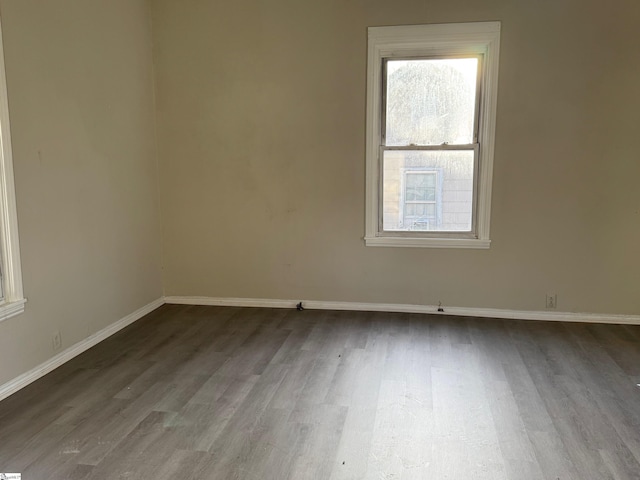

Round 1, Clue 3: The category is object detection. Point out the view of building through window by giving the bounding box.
[383,150,474,231]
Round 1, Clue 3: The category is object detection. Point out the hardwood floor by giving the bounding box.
[1,304,640,479]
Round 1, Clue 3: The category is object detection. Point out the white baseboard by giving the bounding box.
[0,297,165,402]
[165,295,640,325]
[166,296,294,309]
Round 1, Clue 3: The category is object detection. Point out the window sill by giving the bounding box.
[0,298,26,323]
[364,236,491,249]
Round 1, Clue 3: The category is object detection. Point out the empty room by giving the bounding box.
[0,0,639,478]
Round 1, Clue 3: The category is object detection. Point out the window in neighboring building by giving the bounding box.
[402,171,438,231]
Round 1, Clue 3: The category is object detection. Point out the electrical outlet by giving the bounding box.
[52,331,62,351]
[546,294,557,309]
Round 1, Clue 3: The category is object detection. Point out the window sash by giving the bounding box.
[378,145,479,236]
[381,55,483,148]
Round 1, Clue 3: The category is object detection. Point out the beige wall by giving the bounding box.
[0,0,163,385]
[153,0,640,316]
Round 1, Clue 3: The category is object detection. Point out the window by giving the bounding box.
[0,21,25,322]
[365,22,501,248]
[402,170,438,231]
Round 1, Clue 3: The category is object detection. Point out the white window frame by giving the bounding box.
[0,21,25,322]
[365,22,501,249]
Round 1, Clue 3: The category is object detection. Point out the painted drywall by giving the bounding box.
[152,0,640,316]
[0,0,163,386]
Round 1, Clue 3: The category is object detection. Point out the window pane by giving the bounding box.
[385,58,477,146]
[425,203,436,217]
[382,150,474,232]
[424,175,436,188]
[425,188,436,201]
[414,203,434,216]
[406,174,432,187]
[406,173,436,202]
[409,187,433,201]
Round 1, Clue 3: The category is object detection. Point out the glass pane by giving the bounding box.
[406,174,429,187]
[424,175,436,188]
[407,173,435,188]
[385,58,478,146]
[425,188,435,201]
[425,203,436,217]
[406,173,436,202]
[382,150,474,232]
